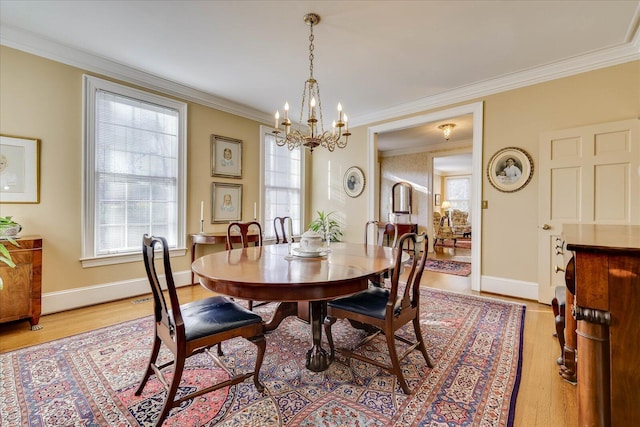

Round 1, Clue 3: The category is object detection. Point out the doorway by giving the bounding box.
[367,102,483,292]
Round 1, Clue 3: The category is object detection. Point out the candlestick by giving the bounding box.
[253,202,257,220]
[199,219,204,234]
[200,201,204,222]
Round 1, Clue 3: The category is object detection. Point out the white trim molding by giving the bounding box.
[481,275,539,301]
[42,270,193,315]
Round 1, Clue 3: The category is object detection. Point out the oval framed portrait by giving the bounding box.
[343,166,365,198]
[487,147,534,193]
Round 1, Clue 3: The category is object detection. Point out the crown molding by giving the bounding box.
[354,39,640,127]
[2,24,638,129]
[0,25,274,125]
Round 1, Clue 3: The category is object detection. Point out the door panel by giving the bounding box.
[538,118,639,303]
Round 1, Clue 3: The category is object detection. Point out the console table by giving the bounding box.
[563,224,640,426]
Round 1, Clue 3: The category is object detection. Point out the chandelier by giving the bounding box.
[272,13,350,153]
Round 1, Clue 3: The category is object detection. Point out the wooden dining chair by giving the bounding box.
[137,235,266,426]
[226,221,264,310]
[364,220,399,248]
[274,216,294,244]
[364,220,399,286]
[324,232,433,394]
[226,221,263,250]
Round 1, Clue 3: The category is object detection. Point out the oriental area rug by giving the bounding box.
[0,288,525,426]
[425,258,472,276]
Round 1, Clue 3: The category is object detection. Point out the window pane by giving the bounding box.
[262,132,303,240]
[85,76,185,260]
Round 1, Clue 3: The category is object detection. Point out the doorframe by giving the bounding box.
[367,101,483,292]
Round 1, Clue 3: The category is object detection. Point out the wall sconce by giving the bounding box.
[438,123,456,141]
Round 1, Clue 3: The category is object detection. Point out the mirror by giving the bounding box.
[392,182,412,214]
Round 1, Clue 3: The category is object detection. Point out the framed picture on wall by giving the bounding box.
[343,166,365,198]
[211,134,242,178]
[487,147,534,193]
[211,182,242,223]
[0,135,40,203]
[434,193,441,206]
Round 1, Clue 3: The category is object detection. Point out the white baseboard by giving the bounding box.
[42,270,193,315]
[480,275,538,301]
[42,271,539,315]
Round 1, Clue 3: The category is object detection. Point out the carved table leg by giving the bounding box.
[306,301,330,372]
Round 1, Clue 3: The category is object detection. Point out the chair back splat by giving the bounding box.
[324,232,433,394]
[226,221,264,311]
[137,234,266,426]
[227,221,263,250]
[364,220,399,248]
[274,216,294,244]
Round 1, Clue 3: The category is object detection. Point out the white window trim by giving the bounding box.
[81,75,187,267]
[259,125,306,243]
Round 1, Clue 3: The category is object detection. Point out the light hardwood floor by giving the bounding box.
[0,245,577,426]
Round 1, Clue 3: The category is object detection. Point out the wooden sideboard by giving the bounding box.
[563,224,640,426]
[0,236,43,330]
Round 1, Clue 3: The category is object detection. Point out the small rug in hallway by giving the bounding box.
[426,258,472,276]
[0,288,524,426]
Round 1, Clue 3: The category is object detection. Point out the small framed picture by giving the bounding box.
[487,147,534,193]
[434,193,441,206]
[211,182,242,223]
[211,134,242,178]
[343,166,365,198]
[0,135,40,203]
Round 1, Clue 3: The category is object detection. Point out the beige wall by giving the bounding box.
[379,153,429,233]
[2,43,638,305]
[0,46,264,298]
[313,60,640,289]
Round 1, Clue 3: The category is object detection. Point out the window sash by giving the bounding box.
[83,75,187,265]
[260,128,304,240]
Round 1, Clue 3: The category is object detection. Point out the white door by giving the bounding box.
[538,118,640,303]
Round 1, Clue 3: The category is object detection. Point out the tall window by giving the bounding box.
[260,126,304,240]
[82,75,187,266]
[444,175,471,217]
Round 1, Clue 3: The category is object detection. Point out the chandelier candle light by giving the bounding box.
[273,13,350,153]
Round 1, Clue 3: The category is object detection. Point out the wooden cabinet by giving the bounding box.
[563,225,640,427]
[0,236,42,330]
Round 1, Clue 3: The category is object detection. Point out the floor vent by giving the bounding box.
[132,296,153,304]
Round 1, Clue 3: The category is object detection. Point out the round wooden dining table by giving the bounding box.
[191,242,399,372]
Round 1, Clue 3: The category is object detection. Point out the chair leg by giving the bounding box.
[251,334,267,392]
[248,300,254,311]
[412,317,434,368]
[155,353,186,427]
[135,335,162,395]
[385,333,411,394]
[323,316,337,360]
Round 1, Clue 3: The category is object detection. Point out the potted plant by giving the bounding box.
[308,210,343,242]
[0,216,21,290]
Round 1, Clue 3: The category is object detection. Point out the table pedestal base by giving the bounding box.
[306,301,330,372]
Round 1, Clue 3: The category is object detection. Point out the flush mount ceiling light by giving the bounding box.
[438,123,456,141]
[272,13,350,153]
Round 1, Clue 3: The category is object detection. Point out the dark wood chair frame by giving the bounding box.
[136,234,266,426]
[324,232,434,394]
[227,221,265,311]
[364,220,399,286]
[274,216,294,244]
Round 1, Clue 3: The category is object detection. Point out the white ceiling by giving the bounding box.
[1,0,639,158]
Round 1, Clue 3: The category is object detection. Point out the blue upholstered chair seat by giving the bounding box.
[328,286,401,320]
[177,296,263,341]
